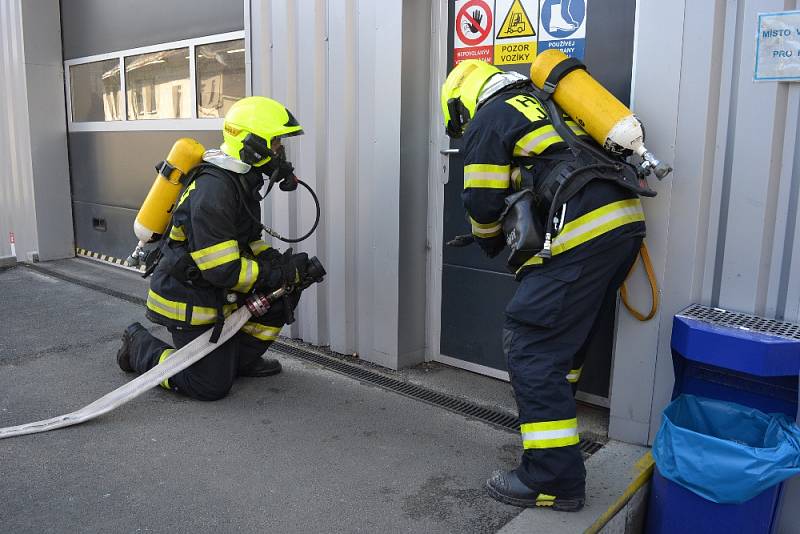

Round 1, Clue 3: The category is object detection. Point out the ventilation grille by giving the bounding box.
[679,304,800,341]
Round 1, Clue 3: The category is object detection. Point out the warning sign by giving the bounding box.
[497,0,536,38]
[494,0,538,65]
[454,0,495,64]
[537,0,587,59]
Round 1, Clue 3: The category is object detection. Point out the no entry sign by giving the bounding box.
[454,0,495,64]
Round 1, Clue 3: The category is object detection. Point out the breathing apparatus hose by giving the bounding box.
[237,177,321,244]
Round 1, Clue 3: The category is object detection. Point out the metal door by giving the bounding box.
[438,0,637,403]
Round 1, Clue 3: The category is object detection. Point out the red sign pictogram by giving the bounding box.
[8,232,15,244]
[456,0,494,46]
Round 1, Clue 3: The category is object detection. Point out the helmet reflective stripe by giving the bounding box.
[440,60,502,138]
[221,96,304,167]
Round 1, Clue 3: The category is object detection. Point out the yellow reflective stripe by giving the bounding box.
[157,349,174,389]
[511,167,522,190]
[518,199,645,270]
[191,306,217,326]
[566,367,583,384]
[249,240,270,255]
[514,125,563,156]
[464,163,511,189]
[232,258,259,293]
[521,418,579,449]
[146,290,187,322]
[240,322,281,341]
[190,240,240,270]
[470,217,502,238]
[190,303,240,325]
[177,181,196,209]
[169,225,186,241]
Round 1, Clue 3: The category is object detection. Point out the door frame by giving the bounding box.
[423,1,612,408]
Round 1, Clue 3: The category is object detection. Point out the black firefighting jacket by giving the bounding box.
[145,164,274,330]
[461,87,646,273]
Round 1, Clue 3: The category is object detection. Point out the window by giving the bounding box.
[196,39,246,118]
[69,59,122,122]
[64,31,247,131]
[125,48,191,120]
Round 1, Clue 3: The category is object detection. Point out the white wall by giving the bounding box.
[0,0,73,263]
[612,0,800,446]
[248,0,432,369]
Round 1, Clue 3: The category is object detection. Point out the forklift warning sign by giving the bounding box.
[454,0,495,64]
[494,0,538,65]
[453,0,586,66]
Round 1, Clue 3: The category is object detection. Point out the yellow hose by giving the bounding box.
[621,242,659,322]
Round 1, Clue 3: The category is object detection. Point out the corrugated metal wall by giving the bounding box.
[0,0,38,260]
[249,0,432,367]
[611,0,800,445]
[0,0,72,263]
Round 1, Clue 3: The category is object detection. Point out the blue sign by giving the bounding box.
[540,0,586,39]
[755,10,800,81]
[538,0,587,60]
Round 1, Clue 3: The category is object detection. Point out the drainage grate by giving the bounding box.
[679,303,800,341]
[24,262,605,456]
[269,343,605,457]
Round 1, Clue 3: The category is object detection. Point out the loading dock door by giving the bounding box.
[439,0,637,403]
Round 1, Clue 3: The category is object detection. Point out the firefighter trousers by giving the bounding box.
[129,325,278,401]
[503,236,642,495]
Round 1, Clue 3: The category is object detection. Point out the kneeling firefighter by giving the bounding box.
[441,59,650,510]
[117,96,316,401]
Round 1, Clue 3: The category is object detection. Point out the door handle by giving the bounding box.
[439,148,460,156]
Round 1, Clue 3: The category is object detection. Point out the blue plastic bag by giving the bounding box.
[652,394,800,504]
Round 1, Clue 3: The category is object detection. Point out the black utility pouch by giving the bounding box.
[501,189,546,272]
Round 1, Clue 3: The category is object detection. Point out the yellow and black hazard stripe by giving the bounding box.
[75,247,145,272]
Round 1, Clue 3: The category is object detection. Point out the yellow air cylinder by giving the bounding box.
[530,50,671,178]
[133,138,205,243]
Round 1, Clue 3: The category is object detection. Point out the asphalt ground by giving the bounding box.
[0,265,522,533]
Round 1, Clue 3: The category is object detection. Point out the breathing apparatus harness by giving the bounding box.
[523,57,656,258]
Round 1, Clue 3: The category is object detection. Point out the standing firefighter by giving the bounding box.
[441,60,646,510]
[117,96,312,401]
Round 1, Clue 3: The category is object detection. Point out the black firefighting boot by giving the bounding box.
[485,469,585,511]
[238,357,282,377]
[116,322,148,373]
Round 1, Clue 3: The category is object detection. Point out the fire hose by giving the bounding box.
[0,258,325,440]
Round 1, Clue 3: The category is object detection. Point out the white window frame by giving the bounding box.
[64,30,248,132]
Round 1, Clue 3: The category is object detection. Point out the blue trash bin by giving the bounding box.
[646,304,800,534]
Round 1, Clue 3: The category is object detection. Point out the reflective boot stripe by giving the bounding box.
[520,418,579,449]
[157,349,174,389]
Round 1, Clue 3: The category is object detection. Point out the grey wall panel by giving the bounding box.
[23,0,73,261]
[0,0,38,260]
[398,0,433,366]
[68,131,223,209]
[60,0,243,59]
[250,0,427,370]
[0,0,72,262]
[72,201,139,259]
